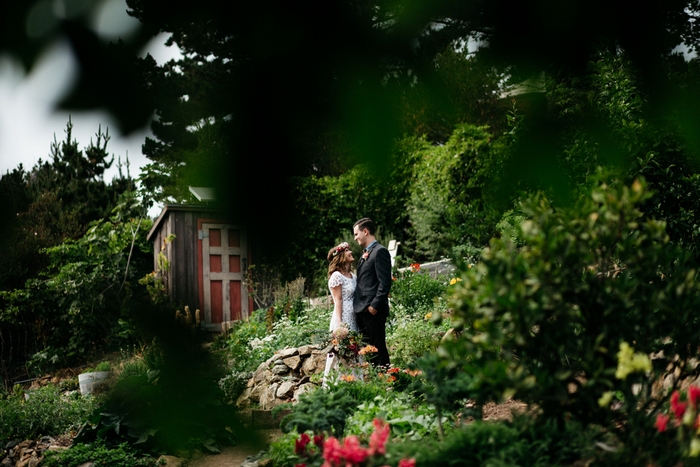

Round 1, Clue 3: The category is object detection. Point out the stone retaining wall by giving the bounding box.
[237,344,327,410]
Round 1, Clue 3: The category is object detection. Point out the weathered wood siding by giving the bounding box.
[148,205,227,310]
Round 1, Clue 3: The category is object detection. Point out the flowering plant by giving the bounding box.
[655,385,700,457]
[292,418,416,467]
[322,325,363,361]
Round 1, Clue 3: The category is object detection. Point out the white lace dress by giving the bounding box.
[323,271,358,386]
[327,271,358,331]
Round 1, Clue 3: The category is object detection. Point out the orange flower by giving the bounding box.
[410,263,421,272]
[403,369,422,377]
[387,376,397,383]
[359,345,378,355]
[340,374,356,382]
[387,367,400,374]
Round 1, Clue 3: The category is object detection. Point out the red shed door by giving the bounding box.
[199,223,249,330]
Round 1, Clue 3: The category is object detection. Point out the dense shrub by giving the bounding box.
[0,384,97,444]
[43,440,157,467]
[387,306,451,368]
[389,269,448,317]
[345,393,448,442]
[443,178,700,437]
[388,416,599,467]
[0,192,152,376]
[277,385,359,437]
[75,307,248,455]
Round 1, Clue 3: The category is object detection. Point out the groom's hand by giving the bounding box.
[368,306,378,315]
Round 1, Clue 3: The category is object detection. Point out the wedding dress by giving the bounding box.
[323,271,357,386]
[327,271,358,331]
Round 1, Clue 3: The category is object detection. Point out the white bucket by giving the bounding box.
[78,371,111,395]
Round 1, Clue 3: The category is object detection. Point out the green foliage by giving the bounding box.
[43,440,157,467]
[443,178,700,434]
[75,306,248,455]
[0,384,97,444]
[324,369,397,403]
[0,119,134,293]
[278,386,358,436]
[387,416,599,467]
[549,51,700,264]
[267,431,307,467]
[0,191,153,374]
[345,393,447,442]
[388,270,448,318]
[386,306,451,368]
[406,124,505,259]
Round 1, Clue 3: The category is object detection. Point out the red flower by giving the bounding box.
[295,464,307,467]
[671,390,688,420]
[313,435,324,448]
[369,418,390,455]
[295,433,311,455]
[655,413,669,433]
[387,367,400,374]
[322,437,343,467]
[398,458,417,467]
[689,386,700,409]
[340,435,368,464]
[410,263,421,272]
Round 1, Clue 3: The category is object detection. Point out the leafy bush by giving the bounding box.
[0,384,97,444]
[387,307,451,367]
[0,191,152,374]
[443,179,700,435]
[345,393,448,442]
[43,440,157,467]
[75,307,248,455]
[387,416,599,467]
[389,269,448,317]
[218,371,250,404]
[277,385,359,436]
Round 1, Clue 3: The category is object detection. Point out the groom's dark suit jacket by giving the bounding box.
[353,242,392,315]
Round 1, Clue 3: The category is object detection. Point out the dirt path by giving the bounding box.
[187,430,282,467]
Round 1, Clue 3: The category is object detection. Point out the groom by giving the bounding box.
[353,217,392,367]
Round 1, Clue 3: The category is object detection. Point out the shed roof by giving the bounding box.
[146,204,227,242]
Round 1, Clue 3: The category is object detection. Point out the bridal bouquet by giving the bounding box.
[322,325,363,360]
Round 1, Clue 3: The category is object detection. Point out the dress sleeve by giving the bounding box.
[328,271,343,288]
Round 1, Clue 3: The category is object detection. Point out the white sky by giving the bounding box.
[0,0,182,199]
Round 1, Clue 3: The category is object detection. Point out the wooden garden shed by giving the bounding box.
[146,204,252,331]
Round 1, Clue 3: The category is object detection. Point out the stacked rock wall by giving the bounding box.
[237,344,328,410]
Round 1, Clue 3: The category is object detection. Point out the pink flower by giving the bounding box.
[655,413,669,432]
[671,390,688,420]
[340,435,368,464]
[689,386,700,409]
[398,458,417,467]
[369,419,390,456]
[322,437,343,467]
[295,433,310,455]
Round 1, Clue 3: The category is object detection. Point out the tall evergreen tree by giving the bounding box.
[0,119,134,291]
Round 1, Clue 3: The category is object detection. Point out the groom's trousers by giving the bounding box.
[357,310,390,367]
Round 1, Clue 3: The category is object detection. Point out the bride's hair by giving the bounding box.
[327,242,351,278]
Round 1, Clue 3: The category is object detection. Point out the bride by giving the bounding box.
[323,242,357,385]
[327,242,357,332]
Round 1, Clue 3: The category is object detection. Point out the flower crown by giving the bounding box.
[332,242,350,257]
